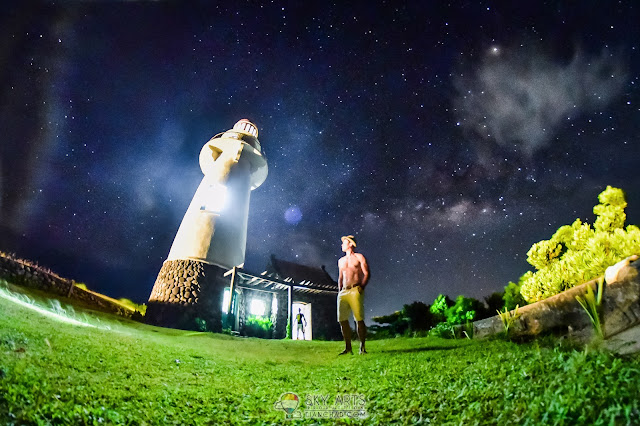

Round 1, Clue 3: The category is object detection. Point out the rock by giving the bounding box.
[604,323,640,355]
[605,255,639,284]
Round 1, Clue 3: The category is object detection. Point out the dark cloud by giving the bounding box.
[454,45,627,158]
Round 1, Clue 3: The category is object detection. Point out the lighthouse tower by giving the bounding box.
[146,119,267,330]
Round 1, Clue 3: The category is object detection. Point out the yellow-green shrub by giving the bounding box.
[519,187,640,303]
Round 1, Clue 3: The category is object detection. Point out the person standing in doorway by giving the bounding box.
[295,308,307,340]
[337,235,370,355]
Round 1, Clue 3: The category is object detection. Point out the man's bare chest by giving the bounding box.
[342,257,361,270]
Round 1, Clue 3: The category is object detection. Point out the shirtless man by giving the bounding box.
[337,235,370,355]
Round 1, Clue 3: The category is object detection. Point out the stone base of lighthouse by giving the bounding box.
[145,259,228,331]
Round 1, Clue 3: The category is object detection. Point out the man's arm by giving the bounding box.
[359,254,370,287]
[337,258,344,291]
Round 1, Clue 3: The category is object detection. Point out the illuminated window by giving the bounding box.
[249,299,266,316]
[200,183,227,213]
[271,295,278,318]
[222,288,230,314]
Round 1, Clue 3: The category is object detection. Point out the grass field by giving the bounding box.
[1,282,640,425]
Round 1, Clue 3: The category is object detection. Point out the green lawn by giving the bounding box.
[1,282,640,425]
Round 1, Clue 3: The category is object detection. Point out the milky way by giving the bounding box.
[1,1,639,320]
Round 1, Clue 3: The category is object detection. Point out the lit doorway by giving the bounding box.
[292,302,312,340]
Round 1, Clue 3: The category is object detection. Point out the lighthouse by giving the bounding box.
[146,119,267,330]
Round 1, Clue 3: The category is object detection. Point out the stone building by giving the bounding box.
[225,255,341,340]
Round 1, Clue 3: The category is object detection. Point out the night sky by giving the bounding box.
[1,1,639,321]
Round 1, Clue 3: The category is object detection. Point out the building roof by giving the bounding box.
[267,255,338,290]
[224,255,338,295]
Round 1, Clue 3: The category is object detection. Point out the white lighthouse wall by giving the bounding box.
[205,160,252,268]
[166,159,252,269]
[166,176,217,263]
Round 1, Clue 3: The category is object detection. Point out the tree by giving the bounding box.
[403,301,434,332]
[429,294,453,323]
[445,295,483,325]
[484,291,505,313]
[503,278,527,311]
[372,310,408,335]
[373,301,436,335]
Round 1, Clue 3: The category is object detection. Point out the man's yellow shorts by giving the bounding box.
[337,287,364,322]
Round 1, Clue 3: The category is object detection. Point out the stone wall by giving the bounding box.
[474,259,640,341]
[273,291,289,338]
[146,259,227,331]
[0,252,136,318]
[0,253,73,297]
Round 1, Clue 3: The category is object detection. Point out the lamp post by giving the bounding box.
[146,119,267,330]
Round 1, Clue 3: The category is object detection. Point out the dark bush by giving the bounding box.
[243,316,273,338]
